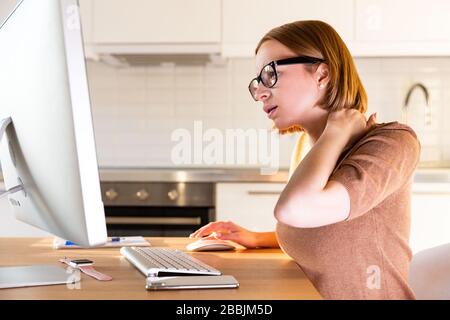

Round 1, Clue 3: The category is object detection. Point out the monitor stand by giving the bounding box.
[0,117,24,198]
[0,117,80,289]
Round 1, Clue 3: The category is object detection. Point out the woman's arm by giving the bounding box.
[274,110,377,228]
[190,221,280,248]
[254,231,279,248]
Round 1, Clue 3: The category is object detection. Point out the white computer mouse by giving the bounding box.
[186,239,239,252]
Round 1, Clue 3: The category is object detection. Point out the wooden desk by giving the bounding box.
[0,238,321,300]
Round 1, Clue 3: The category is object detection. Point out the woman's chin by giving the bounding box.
[272,118,291,130]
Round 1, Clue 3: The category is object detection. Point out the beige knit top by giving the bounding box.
[276,122,421,299]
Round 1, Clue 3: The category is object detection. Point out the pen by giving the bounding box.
[63,237,126,246]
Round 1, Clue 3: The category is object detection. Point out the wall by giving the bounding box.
[88,58,299,169]
[88,57,450,168]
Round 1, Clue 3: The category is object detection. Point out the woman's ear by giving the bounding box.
[316,64,329,87]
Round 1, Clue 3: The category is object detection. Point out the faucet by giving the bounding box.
[403,82,431,126]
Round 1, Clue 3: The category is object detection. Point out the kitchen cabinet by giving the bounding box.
[215,183,284,232]
[410,185,450,254]
[223,0,450,57]
[222,0,354,57]
[354,0,450,56]
[90,0,221,44]
[78,0,450,58]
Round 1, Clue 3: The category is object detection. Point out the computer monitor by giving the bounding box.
[0,0,107,247]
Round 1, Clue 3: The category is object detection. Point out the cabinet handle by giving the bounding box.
[247,191,282,196]
[413,191,450,195]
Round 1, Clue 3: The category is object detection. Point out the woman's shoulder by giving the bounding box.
[367,121,420,147]
[352,120,421,159]
[342,121,418,154]
[371,121,418,137]
[335,120,421,174]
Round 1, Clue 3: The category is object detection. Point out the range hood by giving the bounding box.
[84,43,224,67]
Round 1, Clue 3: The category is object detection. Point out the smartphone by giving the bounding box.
[145,275,239,290]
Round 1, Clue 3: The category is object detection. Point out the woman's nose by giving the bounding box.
[254,84,271,101]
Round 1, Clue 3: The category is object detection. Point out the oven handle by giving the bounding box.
[247,191,282,196]
[105,217,202,226]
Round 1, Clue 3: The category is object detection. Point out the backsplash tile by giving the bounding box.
[87,56,450,169]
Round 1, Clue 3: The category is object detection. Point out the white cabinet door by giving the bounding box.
[410,189,450,254]
[222,0,354,57]
[215,183,285,232]
[356,0,450,42]
[92,0,221,44]
[354,0,450,55]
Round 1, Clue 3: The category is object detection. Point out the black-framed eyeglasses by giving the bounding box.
[248,56,325,101]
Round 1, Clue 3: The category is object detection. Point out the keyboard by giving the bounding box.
[120,247,222,277]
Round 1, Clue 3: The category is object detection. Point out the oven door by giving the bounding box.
[104,206,214,237]
[101,182,215,237]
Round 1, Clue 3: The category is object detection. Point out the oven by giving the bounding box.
[100,182,214,237]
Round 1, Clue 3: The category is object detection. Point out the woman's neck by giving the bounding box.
[301,108,329,146]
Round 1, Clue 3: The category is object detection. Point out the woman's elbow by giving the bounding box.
[274,200,306,228]
[273,202,288,225]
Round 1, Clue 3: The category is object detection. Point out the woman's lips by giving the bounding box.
[267,106,278,119]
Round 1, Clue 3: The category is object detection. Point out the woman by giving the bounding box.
[190,20,421,300]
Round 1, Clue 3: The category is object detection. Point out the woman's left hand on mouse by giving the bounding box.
[189,221,260,248]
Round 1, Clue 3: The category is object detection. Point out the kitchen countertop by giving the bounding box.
[99,167,450,184]
[1,167,450,184]
[99,167,290,183]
